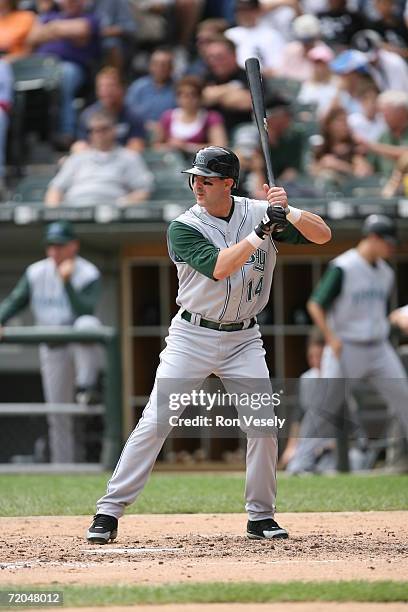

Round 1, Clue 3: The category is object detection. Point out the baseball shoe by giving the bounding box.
[86,514,118,544]
[247,518,288,540]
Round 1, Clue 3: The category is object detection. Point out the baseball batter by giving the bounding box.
[288,214,408,474]
[87,146,331,544]
[0,221,102,463]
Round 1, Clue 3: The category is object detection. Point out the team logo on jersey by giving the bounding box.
[245,248,266,272]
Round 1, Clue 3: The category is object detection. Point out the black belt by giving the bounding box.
[181,310,256,332]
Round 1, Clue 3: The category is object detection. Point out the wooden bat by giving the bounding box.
[245,57,275,186]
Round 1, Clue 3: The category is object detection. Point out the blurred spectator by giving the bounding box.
[125,48,177,137]
[45,110,153,207]
[317,0,365,50]
[90,0,137,72]
[224,0,286,76]
[202,37,252,135]
[0,59,12,200]
[297,43,337,117]
[74,67,146,153]
[27,0,101,149]
[258,0,302,42]
[329,49,371,115]
[0,0,35,60]
[352,29,408,92]
[382,151,408,196]
[276,14,322,81]
[311,105,373,188]
[365,0,408,59]
[348,81,386,142]
[35,0,59,14]
[154,75,227,156]
[232,123,265,197]
[186,18,229,77]
[363,91,408,177]
[262,95,307,183]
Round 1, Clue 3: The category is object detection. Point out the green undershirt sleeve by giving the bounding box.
[272,223,311,244]
[310,266,343,310]
[0,274,30,325]
[168,221,220,280]
[64,278,101,317]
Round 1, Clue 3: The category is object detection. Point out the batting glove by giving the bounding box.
[254,205,288,239]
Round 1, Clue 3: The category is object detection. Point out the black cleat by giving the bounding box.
[87,513,118,544]
[247,518,288,540]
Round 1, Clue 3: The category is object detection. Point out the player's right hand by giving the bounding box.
[254,205,288,239]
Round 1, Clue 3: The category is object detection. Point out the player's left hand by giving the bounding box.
[58,258,75,282]
[263,184,289,210]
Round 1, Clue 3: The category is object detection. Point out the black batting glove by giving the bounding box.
[254,205,288,239]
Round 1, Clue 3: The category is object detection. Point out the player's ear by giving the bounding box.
[224,178,234,190]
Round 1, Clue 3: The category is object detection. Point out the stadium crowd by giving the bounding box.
[2,0,408,202]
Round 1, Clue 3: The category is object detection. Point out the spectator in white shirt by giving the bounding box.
[297,43,338,117]
[45,110,154,207]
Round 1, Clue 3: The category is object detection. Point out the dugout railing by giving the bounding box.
[0,326,122,472]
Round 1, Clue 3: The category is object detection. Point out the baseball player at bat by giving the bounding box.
[288,214,408,474]
[87,146,331,544]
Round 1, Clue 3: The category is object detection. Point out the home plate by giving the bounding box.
[81,547,181,554]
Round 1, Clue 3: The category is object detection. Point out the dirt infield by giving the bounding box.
[0,512,407,587]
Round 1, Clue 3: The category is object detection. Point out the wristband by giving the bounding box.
[246,230,264,248]
[286,205,302,224]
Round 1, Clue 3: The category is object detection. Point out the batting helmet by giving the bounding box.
[362,214,397,244]
[182,146,240,188]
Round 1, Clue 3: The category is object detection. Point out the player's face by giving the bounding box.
[377,237,396,259]
[46,241,78,265]
[192,175,232,209]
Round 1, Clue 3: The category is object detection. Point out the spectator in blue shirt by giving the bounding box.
[125,48,177,138]
[27,0,101,149]
[0,59,12,201]
[74,67,146,153]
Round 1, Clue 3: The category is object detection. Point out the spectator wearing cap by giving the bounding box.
[154,75,227,156]
[317,0,365,50]
[361,90,408,177]
[297,43,338,117]
[352,29,408,93]
[74,67,146,154]
[224,0,286,76]
[276,14,322,81]
[310,105,373,189]
[27,0,101,150]
[0,59,12,201]
[201,37,253,136]
[0,221,103,463]
[45,109,154,207]
[0,0,35,60]
[125,48,177,138]
[329,49,372,116]
[231,123,265,197]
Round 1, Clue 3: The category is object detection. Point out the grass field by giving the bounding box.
[0,472,407,516]
[1,581,407,607]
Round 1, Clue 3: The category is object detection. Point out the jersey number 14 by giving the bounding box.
[247,277,264,302]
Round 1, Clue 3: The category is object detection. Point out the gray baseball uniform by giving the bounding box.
[0,255,102,462]
[96,196,310,520]
[288,248,408,473]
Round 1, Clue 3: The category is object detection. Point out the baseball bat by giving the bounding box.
[245,57,275,186]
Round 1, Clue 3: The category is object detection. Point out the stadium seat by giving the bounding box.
[11,174,54,204]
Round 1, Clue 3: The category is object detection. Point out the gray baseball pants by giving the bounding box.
[39,315,102,463]
[287,340,408,473]
[97,314,278,521]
